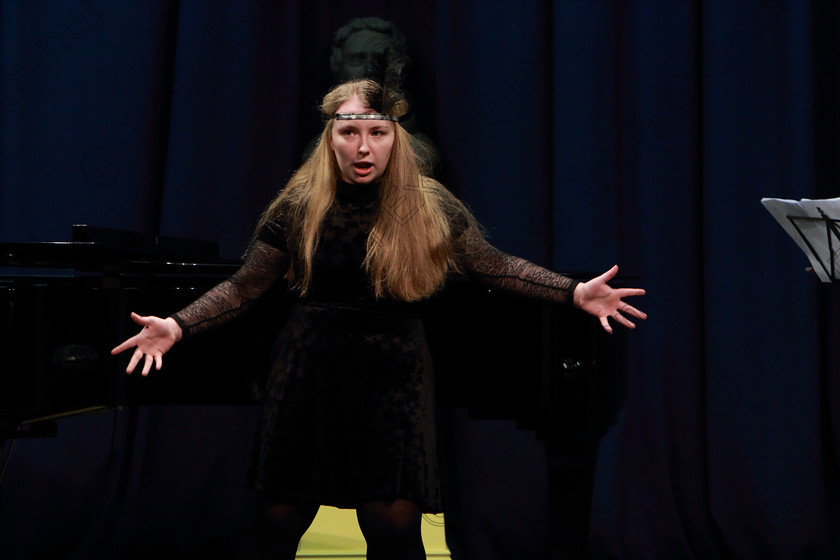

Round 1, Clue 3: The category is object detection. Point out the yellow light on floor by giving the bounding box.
[296,506,450,559]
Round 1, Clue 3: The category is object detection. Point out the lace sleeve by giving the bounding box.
[170,239,290,338]
[458,226,580,306]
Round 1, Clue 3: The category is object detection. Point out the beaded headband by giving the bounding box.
[333,112,400,122]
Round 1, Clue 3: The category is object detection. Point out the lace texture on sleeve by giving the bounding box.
[459,226,580,306]
[170,240,290,338]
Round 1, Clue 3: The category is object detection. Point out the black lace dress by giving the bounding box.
[170,181,579,513]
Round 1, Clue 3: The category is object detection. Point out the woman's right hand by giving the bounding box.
[111,312,182,375]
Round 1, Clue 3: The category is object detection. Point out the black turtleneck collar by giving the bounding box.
[336,180,380,205]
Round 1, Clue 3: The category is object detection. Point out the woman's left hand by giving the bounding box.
[573,265,646,334]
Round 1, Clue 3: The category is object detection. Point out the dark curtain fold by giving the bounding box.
[1,1,838,558]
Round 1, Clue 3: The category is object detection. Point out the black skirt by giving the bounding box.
[248,300,441,512]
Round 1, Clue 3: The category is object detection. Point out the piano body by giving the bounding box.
[0,225,275,439]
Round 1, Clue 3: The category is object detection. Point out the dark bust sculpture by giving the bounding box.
[330,17,408,86]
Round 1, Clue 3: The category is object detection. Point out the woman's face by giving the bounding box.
[330,95,395,184]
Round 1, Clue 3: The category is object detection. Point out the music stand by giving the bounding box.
[787,207,840,282]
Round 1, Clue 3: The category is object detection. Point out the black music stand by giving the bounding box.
[787,207,840,282]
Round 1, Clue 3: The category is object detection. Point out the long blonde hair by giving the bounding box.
[256,80,473,302]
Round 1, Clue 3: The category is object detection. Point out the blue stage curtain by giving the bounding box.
[1,1,838,558]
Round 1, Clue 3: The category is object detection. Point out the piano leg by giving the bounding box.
[547,444,597,559]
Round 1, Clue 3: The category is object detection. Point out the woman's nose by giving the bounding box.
[358,134,370,154]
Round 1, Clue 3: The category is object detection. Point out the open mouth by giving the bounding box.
[352,162,374,177]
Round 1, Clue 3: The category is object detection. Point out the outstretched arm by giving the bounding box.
[460,227,579,303]
[459,227,645,333]
[111,240,290,374]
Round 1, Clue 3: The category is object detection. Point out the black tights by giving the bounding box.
[257,498,426,560]
[257,501,320,559]
[356,499,426,560]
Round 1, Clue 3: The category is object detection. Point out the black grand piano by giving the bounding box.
[0,225,613,558]
[0,225,269,439]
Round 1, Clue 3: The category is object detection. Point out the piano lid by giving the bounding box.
[0,225,241,275]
